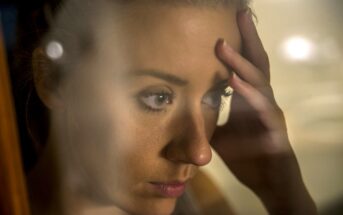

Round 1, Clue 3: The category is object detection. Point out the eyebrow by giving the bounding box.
[131,69,188,86]
[130,69,230,88]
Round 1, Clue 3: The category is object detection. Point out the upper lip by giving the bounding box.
[150,180,188,185]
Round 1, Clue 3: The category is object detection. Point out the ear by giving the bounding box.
[32,47,64,110]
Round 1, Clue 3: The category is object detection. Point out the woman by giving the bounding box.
[13,0,317,214]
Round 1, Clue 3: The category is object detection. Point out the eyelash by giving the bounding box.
[219,88,233,112]
[223,88,233,97]
[136,87,233,114]
[206,87,233,111]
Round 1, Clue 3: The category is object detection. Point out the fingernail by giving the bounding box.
[229,73,238,87]
[217,38,234,57]
[218,38,227,47]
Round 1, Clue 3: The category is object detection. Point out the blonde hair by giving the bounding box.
[115,0,251,9]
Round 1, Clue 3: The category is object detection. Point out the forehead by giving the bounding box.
[91,3,241,81]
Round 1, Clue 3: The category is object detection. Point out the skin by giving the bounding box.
[29,2,317,215]
[213,11,318,214]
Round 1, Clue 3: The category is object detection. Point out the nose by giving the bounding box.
[164,109,213,166]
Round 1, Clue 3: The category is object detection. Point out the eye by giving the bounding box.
[138,90,174,112]
[202,87,232,110]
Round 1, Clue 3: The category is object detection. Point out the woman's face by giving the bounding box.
[55,3,241,215]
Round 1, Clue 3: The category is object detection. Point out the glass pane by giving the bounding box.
[2,0,341,214]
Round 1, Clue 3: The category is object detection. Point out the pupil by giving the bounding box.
[156,95,167,104]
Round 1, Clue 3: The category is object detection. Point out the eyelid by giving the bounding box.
[215,82,230,90]
[138,85,173,92]
[139,90,173,98]
[136,85,174,98]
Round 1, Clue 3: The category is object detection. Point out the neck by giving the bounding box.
[27,134,65,215]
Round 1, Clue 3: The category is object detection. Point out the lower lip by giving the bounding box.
[150,182,186,198]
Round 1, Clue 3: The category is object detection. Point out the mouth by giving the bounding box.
[149,181,187,198]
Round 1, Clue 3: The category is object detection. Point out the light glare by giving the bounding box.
[46,41,64,60]
[283,36,314,61]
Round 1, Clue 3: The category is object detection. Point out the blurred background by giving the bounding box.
[1,0,342,214]
[206,0,343,214]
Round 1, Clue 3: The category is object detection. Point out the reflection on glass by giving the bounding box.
[45,40,64,60]
[282,36,315,61]
[1,0,341,214]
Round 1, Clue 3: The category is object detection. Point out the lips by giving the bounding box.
[150,181,186,198]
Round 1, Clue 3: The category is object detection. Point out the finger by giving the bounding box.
[216,39,269,90]
[237,9,270,81]
[230,73,282,131]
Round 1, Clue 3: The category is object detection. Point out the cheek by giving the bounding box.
[65,101,122,178]
[70,93,164,179]
[119,115,167,168]
[60,82,132,185]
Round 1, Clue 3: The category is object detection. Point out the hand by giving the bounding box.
[211,9,317,215]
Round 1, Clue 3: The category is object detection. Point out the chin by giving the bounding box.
[126,198,177,215]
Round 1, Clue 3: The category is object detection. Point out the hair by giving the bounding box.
[119,0,251,7]
[11,0,252,172]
